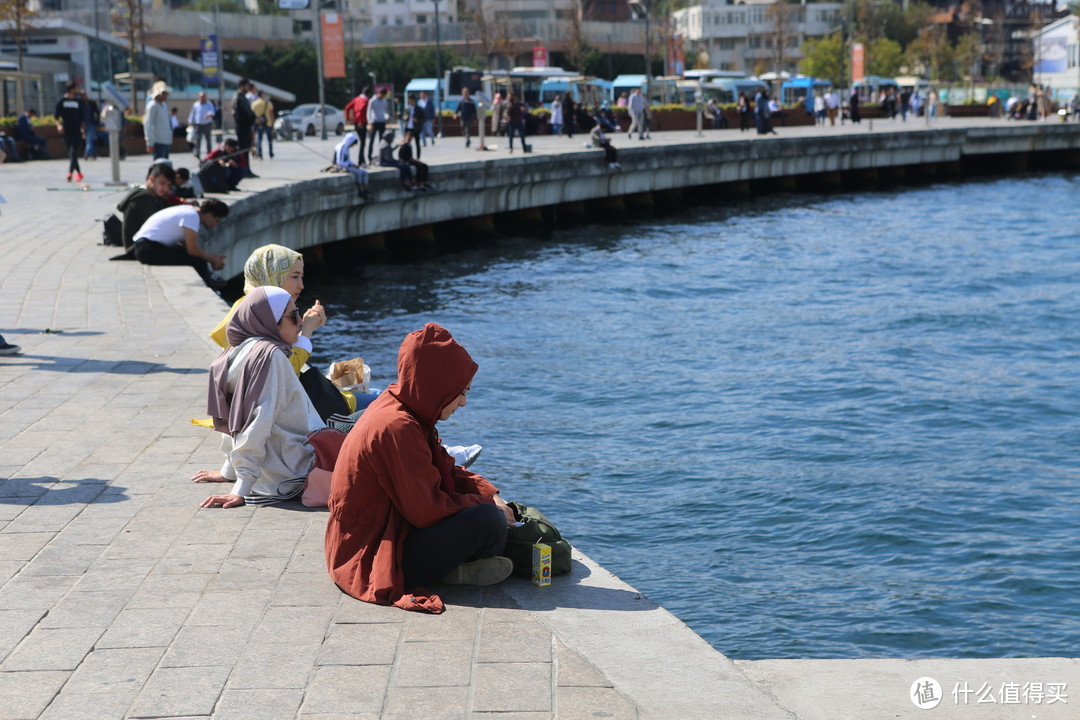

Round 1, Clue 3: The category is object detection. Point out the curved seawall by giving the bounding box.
[205,121,1080,280]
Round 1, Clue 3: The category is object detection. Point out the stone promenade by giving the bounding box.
[1,121,1077,720]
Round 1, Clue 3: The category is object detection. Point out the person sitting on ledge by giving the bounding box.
[590,119,620,170]
[398,131,430,190]
[377,130,415,190]
[115,163,177,257]
[202,138,246,192]
[132,198,229,290]
[325,323,514,613]
[196,286,326,508]
[333,130,370,199]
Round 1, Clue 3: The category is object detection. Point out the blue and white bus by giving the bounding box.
[780,76,833,112]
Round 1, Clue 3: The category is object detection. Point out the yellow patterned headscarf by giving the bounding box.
[243,244,302,294]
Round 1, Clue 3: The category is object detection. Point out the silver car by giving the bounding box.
[278,103,346,137]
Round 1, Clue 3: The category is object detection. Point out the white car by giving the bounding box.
[283,104,346,137]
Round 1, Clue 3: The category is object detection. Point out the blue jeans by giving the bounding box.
[421,119,434,145]
[152,143,170,160]
[256,123,273,158]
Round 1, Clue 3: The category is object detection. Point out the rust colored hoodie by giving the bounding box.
[325,323,499,613]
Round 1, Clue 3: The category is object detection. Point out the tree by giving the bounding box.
[905,24,953,81]
[0,0,37,111]
[766,1,800,75]
[954,32,983,81]
[868,37,902,77]
[111,0,147,112]
[800,31,847,87]
[564,0,595,72]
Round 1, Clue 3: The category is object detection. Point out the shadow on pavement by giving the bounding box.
[1,355,207,374]
[0,476,129,505]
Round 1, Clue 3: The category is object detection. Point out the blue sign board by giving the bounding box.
[201,34,220,88]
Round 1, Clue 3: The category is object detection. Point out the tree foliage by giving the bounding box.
[800,31,846,87]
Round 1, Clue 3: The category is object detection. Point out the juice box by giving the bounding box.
[531,542,552,587]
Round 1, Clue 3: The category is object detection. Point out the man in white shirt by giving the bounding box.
[824,89,840,126]
[365,88,390,164]
[627,88,648,140]
[133,199,229,289]
[144,81,173,159]
[187,91,217,158]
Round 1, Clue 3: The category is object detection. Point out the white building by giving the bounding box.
[672,0,845,75]
[1032,15,1079,97]
[370,0,454,28]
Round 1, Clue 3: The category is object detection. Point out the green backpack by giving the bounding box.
[503,501,573,578]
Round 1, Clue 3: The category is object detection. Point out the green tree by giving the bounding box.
[800,31,847,87]
[868,37,903,77]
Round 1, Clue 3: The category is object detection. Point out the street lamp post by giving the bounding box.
[313,1,328,140]
[433,0,444,138]
[628,0,652,102]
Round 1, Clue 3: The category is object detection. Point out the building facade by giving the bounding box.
[673,0,845,75]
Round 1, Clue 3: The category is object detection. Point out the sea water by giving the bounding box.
[311,174,1080,660]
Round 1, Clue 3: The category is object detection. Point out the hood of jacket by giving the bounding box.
[390,323,477,427]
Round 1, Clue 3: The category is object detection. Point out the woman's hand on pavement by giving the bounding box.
[200,493,245,508]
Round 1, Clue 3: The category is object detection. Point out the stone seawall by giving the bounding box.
[205,122,1080,281]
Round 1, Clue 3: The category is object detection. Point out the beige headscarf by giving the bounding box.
[244,244,302,294]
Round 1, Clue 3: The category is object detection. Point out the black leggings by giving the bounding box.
[402,503,508,588]
[134,239,215,287]
[407,159,428,184]
[64,133,81,174]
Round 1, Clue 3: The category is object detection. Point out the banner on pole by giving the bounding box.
[201,34,220,87]
[851,42,865,82]
[322,13,346,79]
[532,46,548,67]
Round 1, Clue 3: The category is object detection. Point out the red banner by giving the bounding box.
[322,12,346,79]
[851,42,865,82]
[532,46,548,67]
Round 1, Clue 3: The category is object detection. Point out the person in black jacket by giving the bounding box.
[232,78,257,176]
[561,93,575,138]
[55,82,86,182]
[399,132,430,189]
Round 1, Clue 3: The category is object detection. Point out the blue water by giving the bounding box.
[311,174,1080,660]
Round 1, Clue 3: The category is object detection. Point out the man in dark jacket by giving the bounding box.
[116,164,178,256]
[232,78,256,176]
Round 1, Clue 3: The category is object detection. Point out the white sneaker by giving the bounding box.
[0,342,21,356]
[441,556,513,585]
[445,444,483,468]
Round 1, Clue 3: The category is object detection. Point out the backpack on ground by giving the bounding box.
[101,213,123,246]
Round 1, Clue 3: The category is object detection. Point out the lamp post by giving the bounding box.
[628,0,652,102]
[433,0,444,138]
[314,0,328,140]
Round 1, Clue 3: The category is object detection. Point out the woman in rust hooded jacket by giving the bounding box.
[325,323,513,613]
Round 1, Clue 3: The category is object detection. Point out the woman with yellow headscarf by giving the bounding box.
[208,244,355,413]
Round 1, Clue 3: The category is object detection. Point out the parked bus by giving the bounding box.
[442,67,484,111]
[539,76,612,107]
[853,75,898,106]
[485,67,577,107]
[403,77,441,111]
[611,74,679,105]
[780,76,833,112]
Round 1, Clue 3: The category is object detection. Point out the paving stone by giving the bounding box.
[124,572,212,609]
[332,597,404,625]
[0,560,23,586]
[250,604,335,645]
[318,622,401,666]
[272,571,344,607]
[71,557,155,593]
[62,646,165,694]
[301,665,392,715]
[392,640,474,687]
[1,503,84,532]
[0,574,78,610]
[127,665,230,718]
[159,623,253,668]
[403,604,480,642]
[96,607,190,649]
[37,691,135,720]
[0,609,47,665]
[49,514,130,546]
[20,542,104,576]
[556,686,638,720]
[477,623,553,664]
[0,626,103,671]
[205,556,290,593]
[473,662,553,713]
[383,685,468,718]
[186,589,273,628]
[213,687,305,720]
[227,641,321,690]
[152,541,233,575]
[0,530,54,560]
[38,590,129,629]
[0,669,69,720]
[555,640,613,688]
